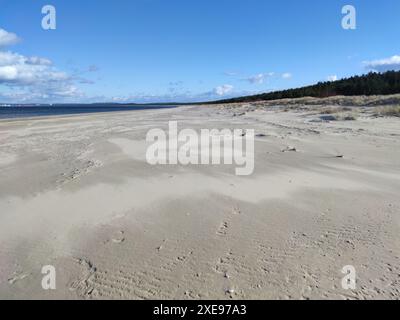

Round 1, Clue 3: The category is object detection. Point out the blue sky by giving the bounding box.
[0,0,400,103]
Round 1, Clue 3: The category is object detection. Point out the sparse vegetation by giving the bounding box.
[320,106,352,114]
[339,113,357,121]
[320,112,357,121]
[375,105,400,117]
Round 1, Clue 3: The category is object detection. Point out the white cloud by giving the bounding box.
[246,73,266,84]
[0,28,20,47]
[282,73,292,79]
[0,66,18,80]
[26,56,52,66]
[327,75,338,82]
[244,72,275,84]
[214,84,234,96]
[364,55,400,72]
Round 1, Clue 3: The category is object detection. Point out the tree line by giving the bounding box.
[210,71,400,104]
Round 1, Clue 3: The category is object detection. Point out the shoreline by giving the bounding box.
[0,105,181,122]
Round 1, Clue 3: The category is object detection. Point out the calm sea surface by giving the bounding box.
[0,105,177,119]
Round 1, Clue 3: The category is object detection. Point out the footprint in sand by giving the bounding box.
[217,221,229,236]
[103,231,125,244]
[232,207,241,215]
[8,272,29,285]
[111,231,125,244]
[281,146,297,152]
[156,239,168,251]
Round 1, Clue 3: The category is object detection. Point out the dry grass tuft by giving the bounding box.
[375,105,400,117]
[320,112,358,121]
[320,106,352,114]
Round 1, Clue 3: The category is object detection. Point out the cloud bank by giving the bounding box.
[364,55,400,72]
[0,28,93,103]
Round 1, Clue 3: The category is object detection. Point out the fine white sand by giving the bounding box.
[0,103,399,299]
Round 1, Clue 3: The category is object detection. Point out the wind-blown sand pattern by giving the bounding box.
[0,103,399,299]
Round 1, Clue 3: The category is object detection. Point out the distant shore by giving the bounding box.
[0,104,178,120]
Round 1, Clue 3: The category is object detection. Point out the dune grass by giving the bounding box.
[376,105,400,117]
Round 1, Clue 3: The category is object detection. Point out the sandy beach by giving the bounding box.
[0,103,399,300]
